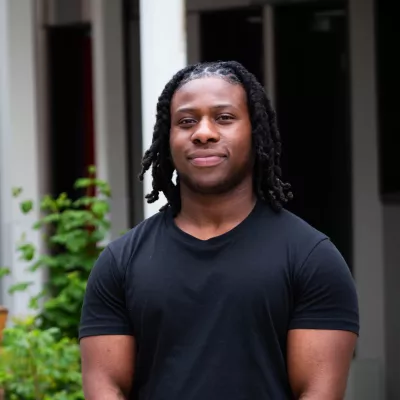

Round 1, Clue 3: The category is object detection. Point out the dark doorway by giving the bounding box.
[375,0,400,201]
[200,7,264,84]
[47,24,95,200]
[275,1,352,265]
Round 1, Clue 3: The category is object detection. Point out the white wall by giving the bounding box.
[349,0,385,378]
[348,0,386,396]
[0,0,46,316]
[91,0,130,238]
[139,0,187,218]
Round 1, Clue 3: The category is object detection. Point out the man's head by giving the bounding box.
[139,61,292,214]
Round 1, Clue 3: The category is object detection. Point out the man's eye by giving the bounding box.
[217,115,234,121]
[180,118,196,125]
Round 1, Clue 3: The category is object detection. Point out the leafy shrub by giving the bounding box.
[0,317,84,400]
[0,166,112,338]
[0,167,113,398]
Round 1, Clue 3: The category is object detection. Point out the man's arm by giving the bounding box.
[81,335,135,399]
[287,329,356,399]
[79,246,135,399]
[288,238,359,399]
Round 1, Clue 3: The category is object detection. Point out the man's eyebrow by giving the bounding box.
[175,104,236,113]
[211,104,235,110]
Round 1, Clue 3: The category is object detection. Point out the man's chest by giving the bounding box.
[124,240,294,340]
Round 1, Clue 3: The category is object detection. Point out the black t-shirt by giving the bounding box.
[79,201,359,400]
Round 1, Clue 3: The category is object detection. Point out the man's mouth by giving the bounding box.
[189,155,226,167]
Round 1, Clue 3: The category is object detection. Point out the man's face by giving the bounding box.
[169,77,253,195]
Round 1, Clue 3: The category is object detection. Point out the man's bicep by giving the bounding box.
[81,335,136,398]
[289,238,359,334]
[287,329,357,399]
[79,247,134,339]
[287,238,359,398]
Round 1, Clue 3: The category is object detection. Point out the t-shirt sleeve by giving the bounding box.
[79,246,134,340]
[289,238,359,335]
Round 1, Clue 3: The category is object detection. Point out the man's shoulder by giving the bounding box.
[106,210,167,267]
[272,208,350,274]
[110,210,166,248]
[259,204,327,242]
[256,204,329,267]
[278,208,326,238]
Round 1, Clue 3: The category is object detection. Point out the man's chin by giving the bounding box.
[180,177,239,196]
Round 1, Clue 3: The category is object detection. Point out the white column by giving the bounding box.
[92,0,130,238]
[0,0,44,316]
[139,0,187,218]
[348,0,385,397]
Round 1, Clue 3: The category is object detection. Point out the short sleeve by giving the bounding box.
[79,246,134,340]
[289,238,359,335]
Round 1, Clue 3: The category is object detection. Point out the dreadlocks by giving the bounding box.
[139,61,292,215]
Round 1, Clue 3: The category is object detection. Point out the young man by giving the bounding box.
[79,61,359,399]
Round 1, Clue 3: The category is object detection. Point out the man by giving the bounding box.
[79,61,359,399]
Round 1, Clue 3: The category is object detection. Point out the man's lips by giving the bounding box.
[189,155,226,167]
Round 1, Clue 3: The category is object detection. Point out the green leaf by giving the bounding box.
[12,187,23,197]
[37,212,61,226]
[40,194,59,212]
[94,180,111,197]
[74,178,93,189]
[20,200,34,214]
[28,290,47,310]
[27,254,57,272]
[91,200,109,217]
[17,242,36,261]
[88,165,96,175]
[8,281,33,294]
[73,196,97,208]
[0,267,10,278]
[55,192,72,209]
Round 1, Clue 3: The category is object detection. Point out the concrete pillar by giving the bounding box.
[91,0,130,238]
[187,12,201,65]
[262,5,276,106]
[348,0,385,397]
[139,0,187,218]
[0,0,45,316]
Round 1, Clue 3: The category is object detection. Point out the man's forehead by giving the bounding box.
[172,77,246,107]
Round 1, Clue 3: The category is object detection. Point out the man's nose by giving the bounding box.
[191,119,220,144]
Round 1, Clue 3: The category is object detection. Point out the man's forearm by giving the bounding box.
[83,385,128,400]
[299,391,343,400]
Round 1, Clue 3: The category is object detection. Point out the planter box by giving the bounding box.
[0,306,6,400]
[0,306,7,342]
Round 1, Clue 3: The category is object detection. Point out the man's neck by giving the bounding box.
[175,181,256,240]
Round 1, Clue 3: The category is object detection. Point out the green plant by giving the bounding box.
[0,317,84,400]
[0,166,112,338]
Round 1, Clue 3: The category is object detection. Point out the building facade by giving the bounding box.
[0,0,399,398]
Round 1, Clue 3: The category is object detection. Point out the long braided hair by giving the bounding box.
[139,61,292,215]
